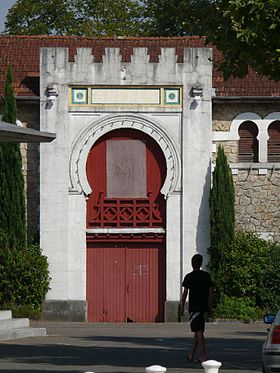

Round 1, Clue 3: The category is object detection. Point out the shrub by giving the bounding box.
[211,231,280,319]
[214,295,261,321]
[217,231,270,300]
[257,244,280,313]
[0,230,50,315]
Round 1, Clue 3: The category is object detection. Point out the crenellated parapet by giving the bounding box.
[40,46,212,89]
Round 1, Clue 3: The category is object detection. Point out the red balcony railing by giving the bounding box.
[88,192,164,228]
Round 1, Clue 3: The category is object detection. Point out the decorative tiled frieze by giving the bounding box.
[69,86,182,107]
[71,88,88,104]
[163,88,181,105]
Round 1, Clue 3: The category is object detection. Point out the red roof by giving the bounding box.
[0,35,279,98]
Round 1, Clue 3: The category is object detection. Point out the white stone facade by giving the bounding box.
[40,47,212,320]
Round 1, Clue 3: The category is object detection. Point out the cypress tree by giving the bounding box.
[0,64,26,248]
[209,145,235,286]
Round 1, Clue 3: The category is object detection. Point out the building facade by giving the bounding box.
[0,36,279,322]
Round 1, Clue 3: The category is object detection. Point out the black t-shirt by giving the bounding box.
[182,270,213,312]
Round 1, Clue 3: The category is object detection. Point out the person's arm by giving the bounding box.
[180,287,188,316]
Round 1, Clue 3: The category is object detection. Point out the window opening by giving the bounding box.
[268,121,280,163]
[238,121,259,162]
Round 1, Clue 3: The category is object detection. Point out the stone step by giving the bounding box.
[0,317,29,331]
[0,327,46,342]
[0,310,12,320]
[0,310,47,341]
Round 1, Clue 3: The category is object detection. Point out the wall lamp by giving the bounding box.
[191,86,203,102]
[46,84,58,103]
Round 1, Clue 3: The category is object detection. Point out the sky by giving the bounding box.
[0,0,17,32]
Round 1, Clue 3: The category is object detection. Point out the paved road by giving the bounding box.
[0,321,267,373]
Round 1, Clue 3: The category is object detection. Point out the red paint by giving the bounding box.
[88,192,163,228]
[87,242,165,322]
[86,129,166,228]
[86,129,166,322]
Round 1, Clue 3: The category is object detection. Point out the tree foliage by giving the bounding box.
[143,0,218,36]
[206,0,280,80]
[5,0,280,80]
[4,0,145,36]
[209,145,235,289]
[0,64,26,248]
[144,0,280,80]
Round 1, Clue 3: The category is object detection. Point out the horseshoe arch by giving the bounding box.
[70,114,181,198]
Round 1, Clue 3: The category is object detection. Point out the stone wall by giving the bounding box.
[213,102,280,242]
[234,170,280,242]
[212,102,280,131]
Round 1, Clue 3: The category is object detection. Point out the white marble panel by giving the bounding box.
[92,88,160,104]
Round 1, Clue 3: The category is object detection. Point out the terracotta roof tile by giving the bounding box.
[0,35,279,97]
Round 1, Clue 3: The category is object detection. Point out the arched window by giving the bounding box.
[268,121,280,162]
[238,121,259,162]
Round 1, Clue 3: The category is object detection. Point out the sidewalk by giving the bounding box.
[0,321,266,373]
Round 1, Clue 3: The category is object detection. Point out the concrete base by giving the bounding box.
[165,301,190,322]
[164,301,180,322]
[0,310,46,341]
[41,300,87,321]
[0,327,46,341]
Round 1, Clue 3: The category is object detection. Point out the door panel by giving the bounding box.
[125,244,163,322]
[87,245,126,322]
[103,247,126,322]
[87,242,165,322]
[126,246,151,322]
[87,246,104,322]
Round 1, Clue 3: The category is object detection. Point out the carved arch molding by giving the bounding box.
[70,114,181,198]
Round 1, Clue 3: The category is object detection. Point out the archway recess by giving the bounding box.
[70,114,180,198]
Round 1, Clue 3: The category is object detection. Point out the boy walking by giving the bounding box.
[180,254,214,363]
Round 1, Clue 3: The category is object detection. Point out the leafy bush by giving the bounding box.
[0,230,50,316]
[210,231,280,319]
[217,231,270,299]
[214,295,261,321]
[257,244,280,313]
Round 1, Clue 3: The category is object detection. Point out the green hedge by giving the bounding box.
[212,231,280,320]
[214,295,261,321]
[0,230,50,318]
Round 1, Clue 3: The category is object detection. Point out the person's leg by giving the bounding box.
[196,330,206,362]
[188,312,206,361]
[188,333,198,360]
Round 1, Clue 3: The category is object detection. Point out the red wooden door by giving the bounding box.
[87,242,165,322]
[126,243,164,322]
[86,128,166,322]
[87,246,126,322]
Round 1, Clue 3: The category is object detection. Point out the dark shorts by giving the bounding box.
[189,312,205,332]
